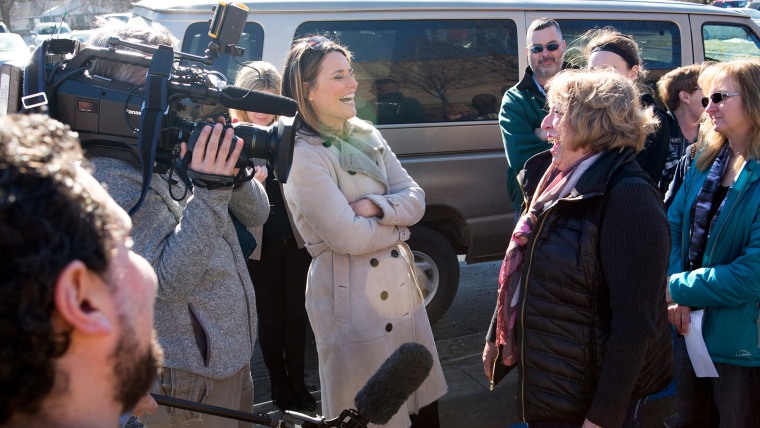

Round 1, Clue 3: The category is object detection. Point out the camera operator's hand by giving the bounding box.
[180,122,243,177]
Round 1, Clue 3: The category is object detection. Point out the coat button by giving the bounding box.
[385,323,393,332]
[370,258,379,267]
[391,249,399,258]
[380,291,388,300]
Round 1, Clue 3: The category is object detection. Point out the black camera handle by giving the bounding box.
[107,37,217,66]
[129,44,173,215]
[60,39,215,73]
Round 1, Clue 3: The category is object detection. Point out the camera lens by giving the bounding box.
[232,116,295,182]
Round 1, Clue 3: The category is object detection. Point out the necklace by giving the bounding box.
[728,148,746,176]
[729,144,748,158]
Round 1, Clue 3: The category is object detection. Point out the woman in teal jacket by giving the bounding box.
[667,58,760,426]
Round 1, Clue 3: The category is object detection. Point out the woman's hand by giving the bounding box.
[350,198,383,218]
[581,419,603,428]
[482,341,497,380]
[666,282,691,334]
[668,303,692,335]
[130,392,158,418]
[253,165,268,183]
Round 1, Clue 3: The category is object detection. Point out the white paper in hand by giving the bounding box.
[684,309,719,378]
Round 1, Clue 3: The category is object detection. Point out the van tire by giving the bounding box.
[407,225,460,325]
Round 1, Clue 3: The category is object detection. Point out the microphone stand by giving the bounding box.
[150,393,290,427]
[151,393,370,428]
[287,408,368,428]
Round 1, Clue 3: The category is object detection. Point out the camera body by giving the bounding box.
[3,2,296,191]
[49,52,295,182]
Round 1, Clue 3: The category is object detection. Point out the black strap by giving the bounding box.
[22,40,50,113]
[129,45,174,215]
[185,169,237,189]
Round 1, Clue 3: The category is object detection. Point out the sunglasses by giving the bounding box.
[529,43,560,54]
[701,92,740,108]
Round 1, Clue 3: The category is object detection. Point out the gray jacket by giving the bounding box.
[90,157,270,379]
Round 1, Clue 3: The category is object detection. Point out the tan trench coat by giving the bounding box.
[283,118,447,427]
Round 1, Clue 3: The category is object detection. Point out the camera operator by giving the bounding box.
[87,20,270,427]
[0,114,162,427]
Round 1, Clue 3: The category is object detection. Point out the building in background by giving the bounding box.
[1,0,131,36]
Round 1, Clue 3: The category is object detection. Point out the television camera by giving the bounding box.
[1,2,298,213]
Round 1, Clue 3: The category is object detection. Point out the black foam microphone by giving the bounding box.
[353,342,434,425]
[219,85,298,117]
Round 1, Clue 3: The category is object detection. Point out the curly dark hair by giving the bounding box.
[0,114,116,422]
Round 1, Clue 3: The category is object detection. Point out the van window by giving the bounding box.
[559,19,681,84]
[295,19,519,125]
[181,21,265,80]
[702,22,760,62]
[36,23,72,35]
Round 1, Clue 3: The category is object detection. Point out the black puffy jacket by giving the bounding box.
[516,148,673,426]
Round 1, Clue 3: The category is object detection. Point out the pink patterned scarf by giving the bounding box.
[495,152,599,365]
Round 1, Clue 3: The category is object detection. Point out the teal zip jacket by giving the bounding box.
[668,153,760,367]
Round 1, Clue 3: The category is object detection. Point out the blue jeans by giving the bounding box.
[675,335,760,427]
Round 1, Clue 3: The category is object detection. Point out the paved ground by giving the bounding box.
[127,259,677,427]
[247,260,678,427]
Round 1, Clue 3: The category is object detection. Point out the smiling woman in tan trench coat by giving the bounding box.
[281,37,447,427]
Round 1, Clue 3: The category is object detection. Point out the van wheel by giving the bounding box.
[407,225,460,325]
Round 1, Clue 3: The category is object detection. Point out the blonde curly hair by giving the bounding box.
[546,69,659,153]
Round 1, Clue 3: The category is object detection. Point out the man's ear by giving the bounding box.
[54,260,114,335]
[679,90,692,105]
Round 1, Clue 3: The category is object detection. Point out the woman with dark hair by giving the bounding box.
[482,69,672,427]
[583,27,671,187]
[281,36,447,427]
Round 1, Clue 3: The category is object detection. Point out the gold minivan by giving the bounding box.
[132,0,760,323]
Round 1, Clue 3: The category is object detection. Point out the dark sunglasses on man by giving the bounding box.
[701,92,740,108]
[529,43,560,54]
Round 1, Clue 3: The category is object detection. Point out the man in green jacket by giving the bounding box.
[500,18,566,215]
